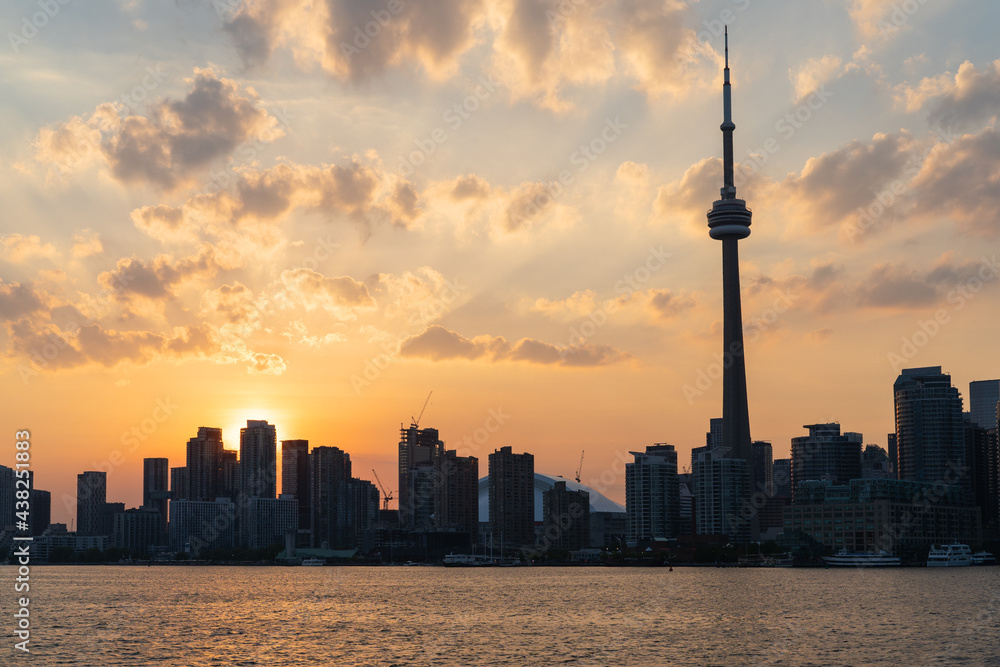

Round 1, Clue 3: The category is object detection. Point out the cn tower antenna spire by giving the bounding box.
[721,26,735,199]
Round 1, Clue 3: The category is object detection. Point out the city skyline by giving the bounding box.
[2,2,1000,524]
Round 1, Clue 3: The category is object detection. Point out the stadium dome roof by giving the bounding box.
[477,473,625,523]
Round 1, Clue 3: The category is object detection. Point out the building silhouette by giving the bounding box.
[894,367,968,496]
[29,488,50,536]
[186,427,225,501]
[435,449,479,537]
[170,466,188,502]
[772,458,791,498]
[752,441,773,496]
[791,423,863,499]
[240,420,277,500]
[542,481,590,552]
[113,507,161,554]
[281,439,312,541]
[169,498,236,555]
[489,446,535,549]
[310,446,353,549]
[142,457,169,541]
[76,471,107,536]
[969,379,1000,429]
[625,444,680,542]
[398,425,444,530]
[692,445,750,540]
[705,28,758,540]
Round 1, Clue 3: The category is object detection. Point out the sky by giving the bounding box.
[1,0,999,524]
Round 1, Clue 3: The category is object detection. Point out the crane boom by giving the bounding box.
[575,450,584,483]
[412,390,433,428]
[372,469,393,511]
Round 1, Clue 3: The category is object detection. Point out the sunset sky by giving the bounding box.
[2,0,999,524]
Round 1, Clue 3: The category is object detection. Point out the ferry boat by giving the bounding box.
[822,548,901,567]
[926,542,973,567]
[972,551,997,566]
[301,557,326,566]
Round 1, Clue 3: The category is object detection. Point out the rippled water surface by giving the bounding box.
[11,565,1000,665]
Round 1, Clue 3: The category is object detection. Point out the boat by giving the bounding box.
[972,551,997,566]
[443,553,493,567]
[737,553,794,567]
[926,542,973,567]
[822,548,901,567]
[301,557,326,566]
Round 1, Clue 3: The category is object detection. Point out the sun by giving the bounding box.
[223,406,289,451]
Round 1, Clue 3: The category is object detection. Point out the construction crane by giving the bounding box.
[411,390,433,428]
[575,450,585,483]
[372,469,393,511]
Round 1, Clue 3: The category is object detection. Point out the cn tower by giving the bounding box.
[706,27,757,540]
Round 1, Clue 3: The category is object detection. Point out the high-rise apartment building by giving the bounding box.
[970,380,1000,430]
[752,440,773,496]
[240,420,277,500]
[281,439,311,533]
[894,367,968,496]
[310,446,353,549]
[791,423,863,498]
[489,446,535,549]
[186,427,224,501]
[435,449,479,536]
[398,425,444,530]
[772,458,792,498]
[542,481,590,552]
[143,457,169,540]
[77,471,107,536]
[625,444,680,542]
[692,445,750,542]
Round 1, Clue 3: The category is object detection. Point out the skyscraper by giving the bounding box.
[752,441,773,496]
[489,446,535,550]
[398,425,444,530]
[970,380,1000,430]
[310,446,353,549]
[76,471,106,536]
[240,420,277,500]
[772,458,792,498]
[143,457,169,540]
[281,439,311,533]
[170,466,188,502]
[435,449,479,537]
[791,423,863,498]
[625,444,680,542]
[542,481,590,552]
[186,427,224,501]
[692,445,750,540]
[894,367,968,496]
[705,28,757,539]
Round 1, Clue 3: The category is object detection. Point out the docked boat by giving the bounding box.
[822,548,901,567]
[301,557,326,566]
[972,551,997,566]
[926,543,973,567]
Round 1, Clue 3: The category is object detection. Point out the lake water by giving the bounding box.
[9,565,1000,665]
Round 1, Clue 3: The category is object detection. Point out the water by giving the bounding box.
[9,565,1000,665]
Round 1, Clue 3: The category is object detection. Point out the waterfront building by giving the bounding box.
[625,444,680,542]
[488,446,535,549]
[542,480,590,552]
[791,423,863,498]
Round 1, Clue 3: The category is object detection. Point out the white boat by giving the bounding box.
[822,548,901,567]
[926,543,973,567]
[301,557,326,566]
[972,551,996,566]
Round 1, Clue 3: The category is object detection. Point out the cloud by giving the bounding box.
[854,256,995,309]
[790,55,842,101]
[398,324,631,367]
[70,230,104,258]
[0,234,59,264]
[531,290,598,319]
[130,159,419,243]
[225,0,485,82]
[34,69,284,190]
[97,246,238,306]
[779,131,919,235]
[895,60,1000,131]
[906,128,1000,236]
[0,281,47,319]
[646,289,695,319]
[654,157,769,230]
[275,268,375,317]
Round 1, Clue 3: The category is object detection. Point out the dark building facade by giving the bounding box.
[398,425,444,530]
[143,457,169,540]
[436,449,479,537]
[186,427,225,501]
[752,441,773,496]
[76,470,107,536]
[240,420,277,500]
[542,481,590,552]
[281,439,311,532]
[310,446,353,549]
[625,444,680,542]
[894,367,968,497]
[791,423,863,498]
[489,446,535,549]
[772,458,792,498]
